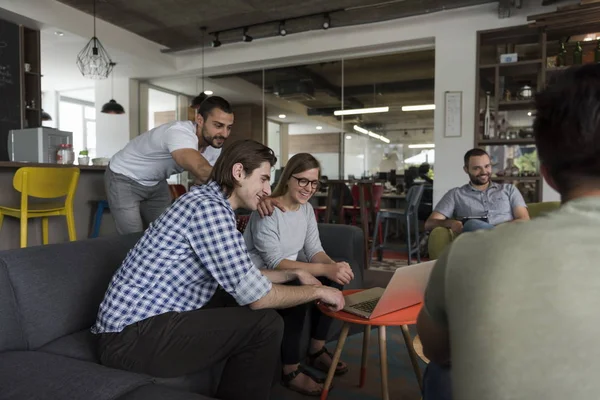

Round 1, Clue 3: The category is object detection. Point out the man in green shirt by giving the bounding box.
[418,64,600,399]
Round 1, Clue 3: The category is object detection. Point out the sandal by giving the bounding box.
[281,365,329,397]
[307,346,349,376]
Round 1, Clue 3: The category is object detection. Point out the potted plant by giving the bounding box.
[78,150,90,166]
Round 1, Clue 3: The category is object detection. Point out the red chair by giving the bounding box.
[341,184,384,226]
[169,184,187,201]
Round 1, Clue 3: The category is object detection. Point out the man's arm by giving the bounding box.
[250,283,344,311]
[171,149,212,184]
[508,184,530,222]
[425,211,464,234]
[260,268,299,284]
[417,309,450,365]
[512,205,530,222]
[416,249,451,365]
[425,190,462,233]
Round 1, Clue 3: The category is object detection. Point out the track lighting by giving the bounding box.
[211,33,221,48]
[242,27,253,42]
[322,14,331,29]
[279,21,287,36]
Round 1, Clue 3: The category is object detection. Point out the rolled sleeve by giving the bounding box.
[232,266,272,306]
[186,201,271,306]
[433,189,457,219]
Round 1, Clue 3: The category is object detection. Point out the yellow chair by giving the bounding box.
[0,167,80,248]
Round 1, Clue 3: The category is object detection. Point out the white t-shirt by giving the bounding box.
[109,121,221,186]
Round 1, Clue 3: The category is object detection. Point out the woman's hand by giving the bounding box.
[323,262,354,285]
[294,269,322,286]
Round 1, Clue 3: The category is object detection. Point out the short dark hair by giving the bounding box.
[464,148,489,167]
[210,140,277,197]
[534,64,600,194]
[271,153,321,197]
[199,96,233,121]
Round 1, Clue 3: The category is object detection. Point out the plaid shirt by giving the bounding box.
[92,181,272,334]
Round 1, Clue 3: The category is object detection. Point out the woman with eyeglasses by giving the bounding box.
[244,153,355,397]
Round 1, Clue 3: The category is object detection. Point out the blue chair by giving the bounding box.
[90,200,109,238]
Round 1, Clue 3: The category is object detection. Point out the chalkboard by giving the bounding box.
[0,19,21,161]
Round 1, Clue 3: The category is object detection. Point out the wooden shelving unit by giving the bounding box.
[476,9,600,202]
[20,26,41,129]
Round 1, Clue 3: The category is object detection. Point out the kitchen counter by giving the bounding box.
[0,162,116,250]
[0,161,107,171]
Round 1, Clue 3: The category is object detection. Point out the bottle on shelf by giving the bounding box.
[557,41,567,67]
[573,41,583,65]
[483,92,492,140]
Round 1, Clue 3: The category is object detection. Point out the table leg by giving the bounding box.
[321,322,351,400]
[400,324,423,390]
[378,326,389,400]
[360,325,371,388]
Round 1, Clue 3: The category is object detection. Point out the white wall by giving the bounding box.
[95,77,138,157]
[41,90,58,128]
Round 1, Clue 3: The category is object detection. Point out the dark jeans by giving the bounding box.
[278,277,342,365]
[97,289,284,400]
[423,362,452,400]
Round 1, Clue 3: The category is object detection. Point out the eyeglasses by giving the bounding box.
[292,176,320,189]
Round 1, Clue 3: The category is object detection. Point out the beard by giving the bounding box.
[201,126,227,149]
[469,172,490,186]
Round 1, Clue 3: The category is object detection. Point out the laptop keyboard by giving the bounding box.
[351,298,381,313]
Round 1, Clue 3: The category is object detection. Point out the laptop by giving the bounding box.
[343,261,435,319]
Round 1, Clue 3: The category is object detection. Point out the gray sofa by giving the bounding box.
[0,223,364,400]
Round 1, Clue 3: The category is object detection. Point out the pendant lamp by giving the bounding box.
[76,0,113,79]
[101,62,125,115]
[191,27,209,109]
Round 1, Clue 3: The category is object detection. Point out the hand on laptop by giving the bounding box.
[324,262,354,285]
[317,286,345,312]
[295,269,322,286]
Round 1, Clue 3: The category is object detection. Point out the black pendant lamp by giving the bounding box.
[191,27,208,109]
[76,0,113,79]
[101,62,125,115]
[41,109,52,121]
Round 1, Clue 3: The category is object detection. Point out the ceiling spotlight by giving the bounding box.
[278,114,286,119]
[345,135,352,140]
[322,14,331,29]
[204,90,214,95]
[279,21,287,36]
[316,126,323,130]
[212,33,221,48]
[242,27,253,43]
[54,31,64,37]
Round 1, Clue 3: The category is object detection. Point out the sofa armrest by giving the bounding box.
[428,227,456,260]
[317,223,364,287]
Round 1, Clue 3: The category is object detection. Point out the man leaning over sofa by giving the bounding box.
[91,140,345,400]
[424,148,530,235]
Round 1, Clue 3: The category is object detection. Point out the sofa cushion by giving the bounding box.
[0,233,141,350]
[38,329,99,363]
[0,351,151,400]
[0,263,26,352]
[116,385,216,400]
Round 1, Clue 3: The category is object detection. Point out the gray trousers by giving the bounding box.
[104,167,172,234]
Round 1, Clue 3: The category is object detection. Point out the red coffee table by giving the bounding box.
[318,289,423,400]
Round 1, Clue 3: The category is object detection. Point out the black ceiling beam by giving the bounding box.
[343,79,434,97]
[292,66,364,109]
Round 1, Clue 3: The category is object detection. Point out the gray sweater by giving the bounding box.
[243,203,324,270]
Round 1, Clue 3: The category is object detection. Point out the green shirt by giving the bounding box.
[424,197,600,399]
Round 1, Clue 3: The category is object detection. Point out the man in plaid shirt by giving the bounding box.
[92,140,344,400]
